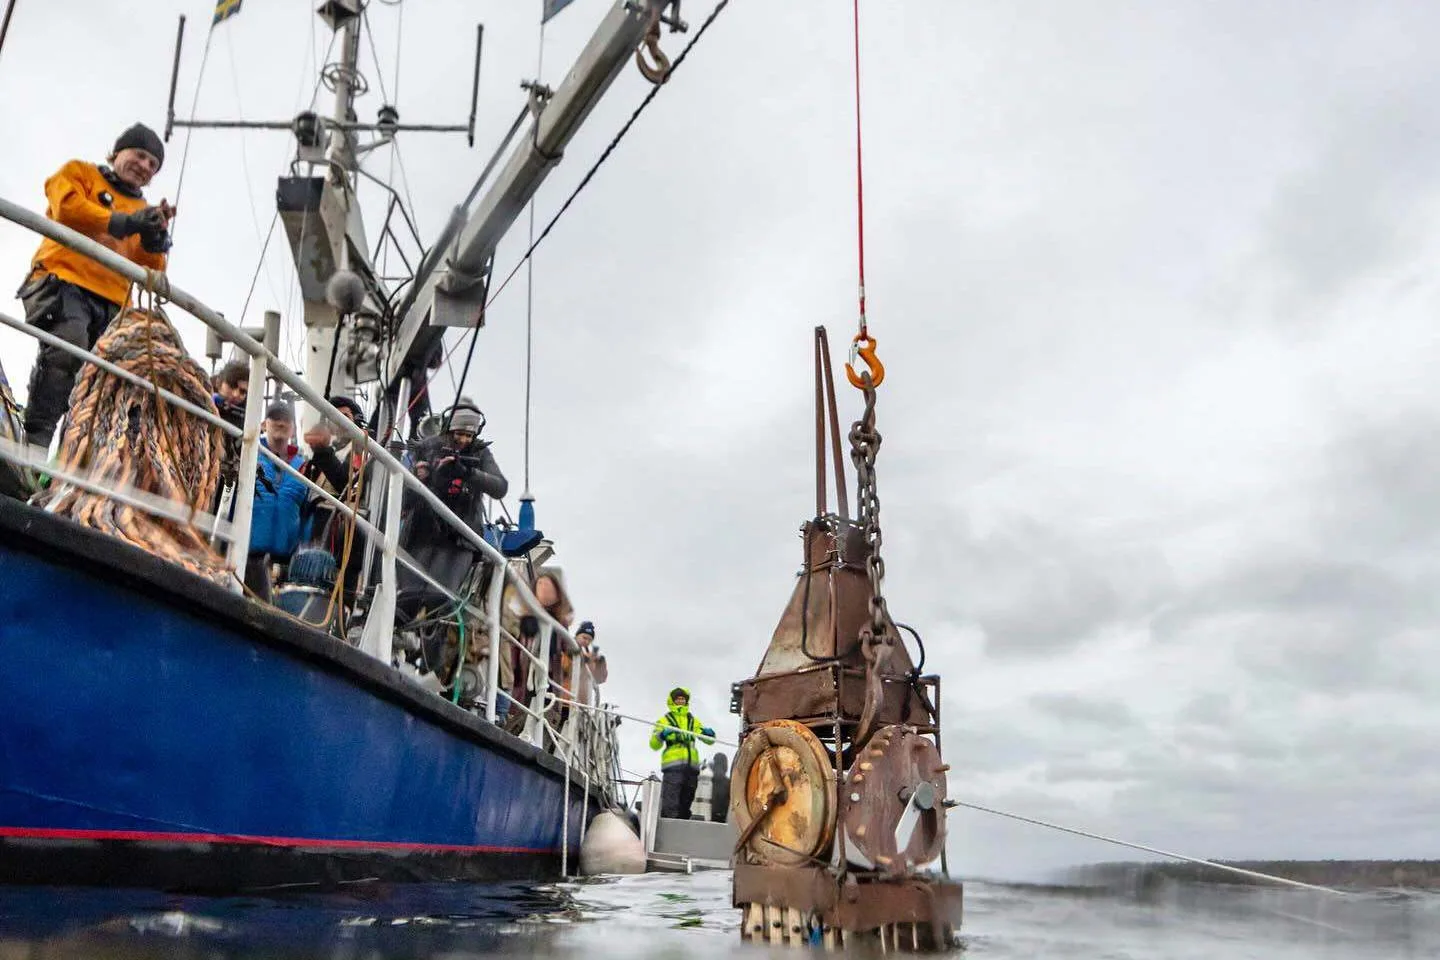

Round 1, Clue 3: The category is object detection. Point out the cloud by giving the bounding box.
[5,0,1440,884]
[1031,694,1139,730]
[909,509,1176,659]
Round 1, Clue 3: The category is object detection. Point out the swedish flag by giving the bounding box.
[213,0,243,26]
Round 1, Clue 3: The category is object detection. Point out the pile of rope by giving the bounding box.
[47,306,229,582]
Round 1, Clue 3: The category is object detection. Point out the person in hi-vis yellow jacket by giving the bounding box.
[649,687,714,820]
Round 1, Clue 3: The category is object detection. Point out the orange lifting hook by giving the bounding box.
[845,332,885,389]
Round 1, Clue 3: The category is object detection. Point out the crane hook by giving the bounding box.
[636,13,672,84]
[845,332,885,389]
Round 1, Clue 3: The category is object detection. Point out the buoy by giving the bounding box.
[579,810,645,876]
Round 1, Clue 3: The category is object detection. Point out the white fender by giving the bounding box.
[580,810,646,875]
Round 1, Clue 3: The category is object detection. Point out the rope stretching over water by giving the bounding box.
[954,800,1346,896]
[558,700,1346,895]
[48,305,229,583]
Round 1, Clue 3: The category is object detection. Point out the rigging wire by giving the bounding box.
[382,0,406,279]
[480,0,733,316]
[391,0,405,102]
[851,0,868,338]
[169,25,219,245]
[405,0,733,423]
[224,29,287,316]
[270,19,332,374]
[362,4,396,280]
[360,6,423,238]
[390,140,423,239]
[0,0,18,64]
[523,18,548,495]
[237,211,280,331]
[307,29,340,113]
[450,319,483,429]
[361,6,391,104]
[389,0,406,252]
[284,29,340,375]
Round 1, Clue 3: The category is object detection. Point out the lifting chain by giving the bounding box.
[849,366,893,747]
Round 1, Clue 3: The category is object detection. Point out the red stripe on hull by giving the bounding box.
[0,825,554,855]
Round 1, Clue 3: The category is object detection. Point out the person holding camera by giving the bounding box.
[401,401,507,594]
[409,402,507,529]
[17,123,174,447]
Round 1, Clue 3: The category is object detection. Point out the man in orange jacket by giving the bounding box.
[16,123,174,447]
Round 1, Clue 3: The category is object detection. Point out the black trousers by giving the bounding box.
[20,277,120,447]
[660,765,699,820]
[244,553,275,604]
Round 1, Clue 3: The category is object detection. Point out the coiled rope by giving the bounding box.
[47,301,228,583]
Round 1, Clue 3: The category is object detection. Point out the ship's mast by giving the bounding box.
[167,0,685,432]
[299,1,368,427]
[292,0,377,428]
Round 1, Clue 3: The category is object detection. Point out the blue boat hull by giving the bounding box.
[0,497,594,890]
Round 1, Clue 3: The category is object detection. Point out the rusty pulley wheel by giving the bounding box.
[730,719,837,867]
[842,725,949,874]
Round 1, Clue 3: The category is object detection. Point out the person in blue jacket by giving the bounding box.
[244,400,309,603]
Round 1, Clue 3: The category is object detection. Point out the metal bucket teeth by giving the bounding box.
[738,903,955,952]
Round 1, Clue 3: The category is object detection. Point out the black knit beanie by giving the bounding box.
[112,123,165,168]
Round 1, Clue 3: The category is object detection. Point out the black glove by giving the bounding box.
[107,212,141,239]
[107,208,171,253]
[518,614,539,639]
[139,224,172,254]
[107,206,164,238]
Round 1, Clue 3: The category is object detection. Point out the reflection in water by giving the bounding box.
[0,872,1433,959]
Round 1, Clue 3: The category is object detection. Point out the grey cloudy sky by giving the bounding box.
[3,0,1440,881]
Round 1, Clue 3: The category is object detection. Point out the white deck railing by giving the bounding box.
[0,195,614,803]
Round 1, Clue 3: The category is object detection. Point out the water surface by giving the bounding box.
[0,872,1433,958]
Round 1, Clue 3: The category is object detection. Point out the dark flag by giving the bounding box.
[542,0,578,24]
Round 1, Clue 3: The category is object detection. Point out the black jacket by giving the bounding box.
[404,434,508,542]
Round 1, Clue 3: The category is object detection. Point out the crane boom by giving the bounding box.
[388,0,670,388]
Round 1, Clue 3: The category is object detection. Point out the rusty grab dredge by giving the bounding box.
[729,328,963,950]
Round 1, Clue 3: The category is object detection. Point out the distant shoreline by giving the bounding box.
[1067,860,1440,891]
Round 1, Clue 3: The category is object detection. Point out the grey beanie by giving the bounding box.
[448,405,483,434]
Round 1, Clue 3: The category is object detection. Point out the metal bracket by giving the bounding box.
[624,0,688,32]
[893,781,937,857]
[521,80,563,164]
[521,79,556,116]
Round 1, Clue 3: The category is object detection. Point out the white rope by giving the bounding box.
[558,697,1344,895]
[548,696,740,750]
[561,745,571,877]
[954,800,1347,896]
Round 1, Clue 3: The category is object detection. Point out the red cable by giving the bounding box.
[852,0,868,338]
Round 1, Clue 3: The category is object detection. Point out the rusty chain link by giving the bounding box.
[850,373,893,746]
